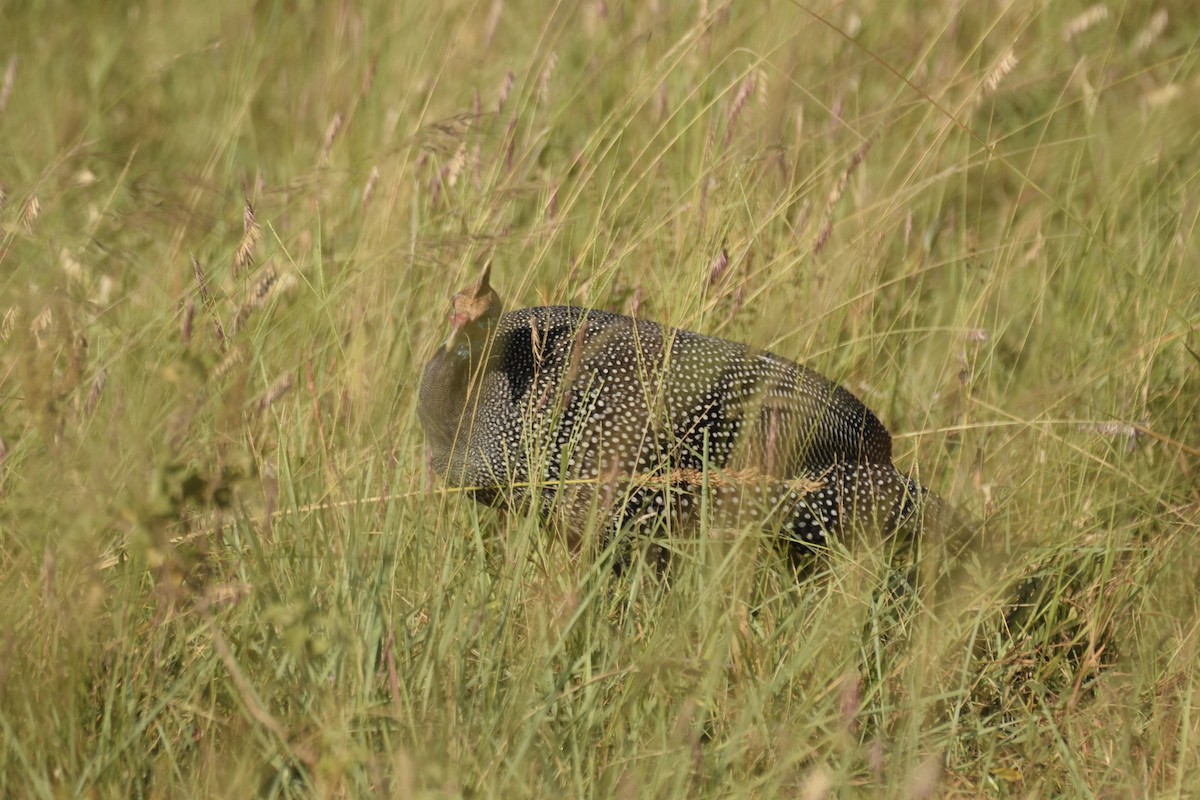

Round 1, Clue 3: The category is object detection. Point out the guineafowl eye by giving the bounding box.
[419,264,944,566]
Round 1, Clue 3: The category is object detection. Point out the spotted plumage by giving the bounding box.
[419,266,925,561]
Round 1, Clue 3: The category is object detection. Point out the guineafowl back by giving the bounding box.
[419,304,917,548]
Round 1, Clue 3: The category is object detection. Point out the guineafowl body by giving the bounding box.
[419,267,926,559]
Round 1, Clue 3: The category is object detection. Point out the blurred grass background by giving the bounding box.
[1,0,1198,796]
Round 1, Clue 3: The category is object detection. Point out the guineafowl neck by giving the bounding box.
[418,332,499,475]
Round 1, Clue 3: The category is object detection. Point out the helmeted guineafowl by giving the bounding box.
[419,264,930,563]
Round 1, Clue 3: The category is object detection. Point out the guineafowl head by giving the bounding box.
[445,261,503,357]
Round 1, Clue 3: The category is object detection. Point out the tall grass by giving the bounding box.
[1,0,1197,796]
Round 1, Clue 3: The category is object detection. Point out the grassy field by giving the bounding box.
[2,0,1199,796]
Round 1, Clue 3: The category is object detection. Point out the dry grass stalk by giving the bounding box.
[982,48,1019,96]
[812,138,873,256]
[1133,10,1168,54]
[1063,4,1108,42]
[0,184,6,214]
[234,201,260,275]
[0,57,14,116]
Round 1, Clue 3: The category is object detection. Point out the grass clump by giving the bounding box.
[1,0,1198,796]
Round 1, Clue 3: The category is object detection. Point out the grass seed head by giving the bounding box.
[1,307,15,343]
[1063,4,1108,42]
[362,165,380,209]
[257,373,294,413]
[85,368,107,416]
[229,266,278,336]
[234,201,260,275]
[181,299,195,347]
[21,194,39,233]
[982,48,1019,97]
[1133,10,1168,54]
[497,70,514,113]
[192,254,212,306]
[0,56,14,115]
[320,110,345,166]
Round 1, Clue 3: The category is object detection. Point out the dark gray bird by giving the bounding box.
[419,265,928,563]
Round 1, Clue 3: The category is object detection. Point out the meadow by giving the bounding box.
[1,0,1198,796]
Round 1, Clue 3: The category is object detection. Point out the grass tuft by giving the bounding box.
[1,0,1198,796]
